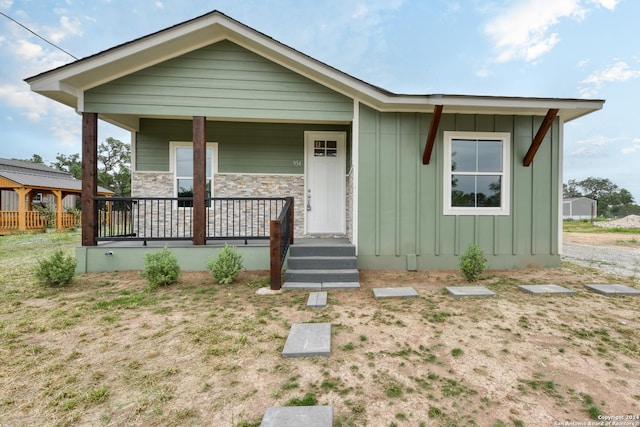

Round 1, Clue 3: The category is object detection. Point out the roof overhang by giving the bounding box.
[25,10,604,129]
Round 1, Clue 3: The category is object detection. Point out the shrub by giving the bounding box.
[142,247,180,287]
[207,244,243,284]
[34,204,56,228]
[34,249,76,286]
[458,244,487,282]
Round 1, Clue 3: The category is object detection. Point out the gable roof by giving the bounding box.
[0,158,112,194]
[26,10,604,126]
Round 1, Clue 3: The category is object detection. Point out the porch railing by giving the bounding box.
[95,197,294,289]
[0,211,19,230]
[0,211,78,231]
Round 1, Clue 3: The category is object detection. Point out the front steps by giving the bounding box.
[283,239,360,289]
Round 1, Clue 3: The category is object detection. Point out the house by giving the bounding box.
[25,11,604,281]
[0,158,112,232]
[563,197,597,220]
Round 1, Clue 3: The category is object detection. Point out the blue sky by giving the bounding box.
[1,0,638,200]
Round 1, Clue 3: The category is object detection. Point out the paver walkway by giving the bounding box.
[446,286,495,297]
[584,284,640,295]
[372,287,419,299]
[307,291,328,308]
[519,284,575,294]
[282,323,332,358]
[260,406,333,427]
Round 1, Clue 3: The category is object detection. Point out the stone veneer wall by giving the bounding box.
[346,168,353,242]
[131,172,306,238]
[131,172,174,197]
[215,174,305,237]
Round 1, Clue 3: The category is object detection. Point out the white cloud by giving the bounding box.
[46,15,82,43]
[0,0,13,10]
[579,61,640,97]
[155,2,164,9]
[484,0,617,63]
[621,139,640,154]
[10,39,43,60]
[569,134,624,156]
[0,84,48,121]
[591,0,620,10]
[50,115,80,147]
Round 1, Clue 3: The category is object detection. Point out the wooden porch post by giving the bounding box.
[16,187,30,230]
[53,189,63,230]
[192,116,206,246]
[270,219,282,290]
[81,112,98,246]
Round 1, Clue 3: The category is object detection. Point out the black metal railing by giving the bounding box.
[96,197,289,243]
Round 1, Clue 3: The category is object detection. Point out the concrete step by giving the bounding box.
[287,256,357,270]
[285,268,360,283]
[288,244,355,257]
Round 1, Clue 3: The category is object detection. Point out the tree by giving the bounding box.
[50,137,131,197]
[578,177,619,202]
[14,154,45,164]
[563,176,636,217]
[52,153,81,180]
[563,179,582,198]
[98,137,131,197]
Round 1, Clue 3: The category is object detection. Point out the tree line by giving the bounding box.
[564,177,639,218]
[19,137,131,197]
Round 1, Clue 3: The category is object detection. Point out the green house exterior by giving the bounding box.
[26,11,603,273]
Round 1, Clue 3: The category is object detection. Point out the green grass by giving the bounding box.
[1,231,639,426]
[563,220,640,234]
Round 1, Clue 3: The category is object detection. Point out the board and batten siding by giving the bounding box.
[357,105,561,270]
[84,40,353,122]
[135,118,350,174]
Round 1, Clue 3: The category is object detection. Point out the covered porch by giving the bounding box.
[0,158,112,233]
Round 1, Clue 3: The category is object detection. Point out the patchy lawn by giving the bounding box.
[1,231,639,426]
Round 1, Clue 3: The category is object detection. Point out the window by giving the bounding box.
[443,131,510,215]
[171,142,218,208]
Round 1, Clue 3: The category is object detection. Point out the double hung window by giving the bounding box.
[171,142,217,208]
[443,131,510,215]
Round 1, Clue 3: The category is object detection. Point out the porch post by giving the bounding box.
[53,189,63,230]
[81,112,98,246]
[192,116,206,246]
[16,187,30,230]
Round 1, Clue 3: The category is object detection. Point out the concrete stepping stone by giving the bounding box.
[321,282,360,290]
[584,284,640,296]
[372,286,419,299]
[307,291,327,308]
[282,282,360,290]
[260,406,333,427]
[282,282,322,290]
[282,323,331,358]
[446,286,495,297]
[518,284,575,295]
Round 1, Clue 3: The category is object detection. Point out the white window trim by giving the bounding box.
[443,131,511,216]
[169,141,219,199]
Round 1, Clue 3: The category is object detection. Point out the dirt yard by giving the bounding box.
[1,232,639,426]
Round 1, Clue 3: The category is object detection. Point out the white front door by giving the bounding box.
[305,131,346,234]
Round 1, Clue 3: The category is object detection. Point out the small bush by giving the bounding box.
[458,244,487,282]
[207,244,243,284]
[142,247,180,287]
[34,249,76,286]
